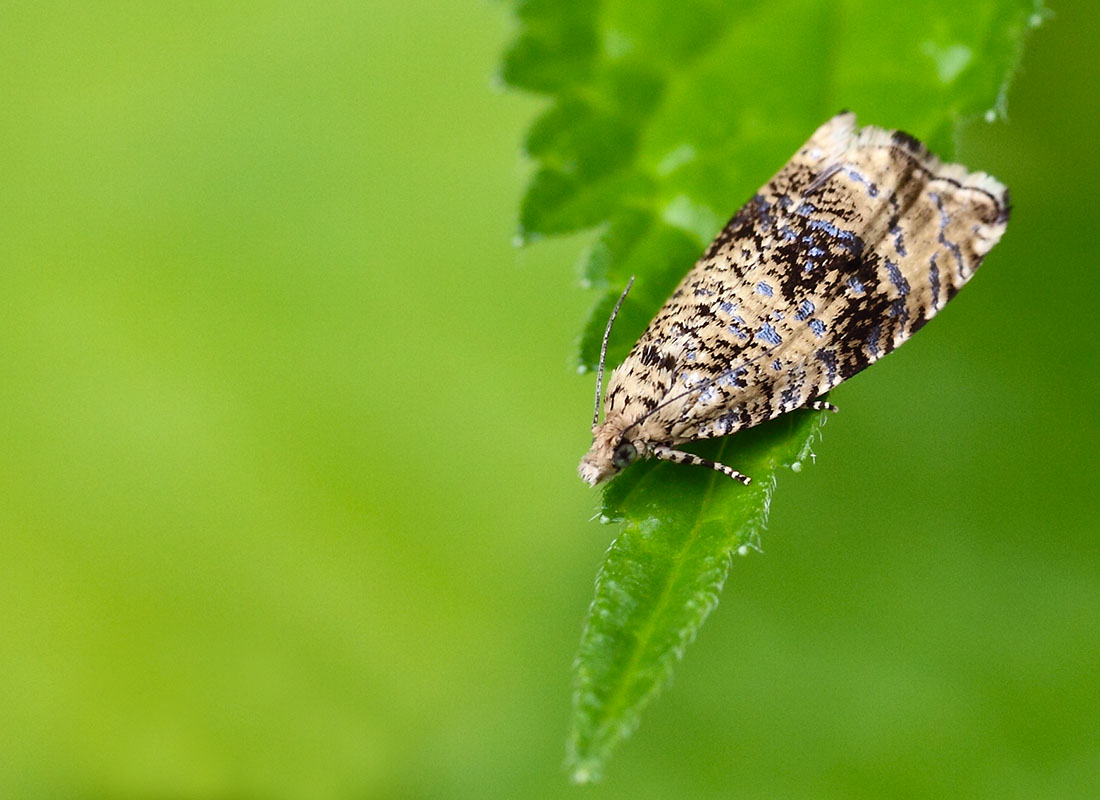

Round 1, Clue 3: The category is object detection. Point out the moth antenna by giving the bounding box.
[802,162,843,196]
[592,276,635,428]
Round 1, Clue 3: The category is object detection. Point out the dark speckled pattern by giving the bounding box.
[579,112,1009,486]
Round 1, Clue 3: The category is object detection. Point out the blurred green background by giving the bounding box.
[0,2,1097,798]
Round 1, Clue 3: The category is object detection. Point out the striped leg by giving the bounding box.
[651,446,751,485]
[809,400,838,412]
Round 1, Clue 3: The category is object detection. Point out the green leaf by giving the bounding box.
[569,410,827,783]
[503,0,1045,782]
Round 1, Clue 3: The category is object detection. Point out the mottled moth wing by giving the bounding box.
[581,112,1008,485]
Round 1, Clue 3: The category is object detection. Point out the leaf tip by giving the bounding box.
[568,760,602,785]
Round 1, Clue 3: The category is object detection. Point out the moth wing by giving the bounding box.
[606,112,1009,445]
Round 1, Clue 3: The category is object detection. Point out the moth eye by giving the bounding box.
[612,440,637,469]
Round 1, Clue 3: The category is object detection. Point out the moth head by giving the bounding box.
[612,439,637,469]
[578,421,640,486]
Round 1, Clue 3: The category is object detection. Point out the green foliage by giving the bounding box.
[503,0,1045,783]
[569,410,828,782]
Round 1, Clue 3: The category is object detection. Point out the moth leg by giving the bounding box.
[808,400,839,413]
[651,446,751,485]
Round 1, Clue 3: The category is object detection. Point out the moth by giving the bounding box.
[579,112,1009,486]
